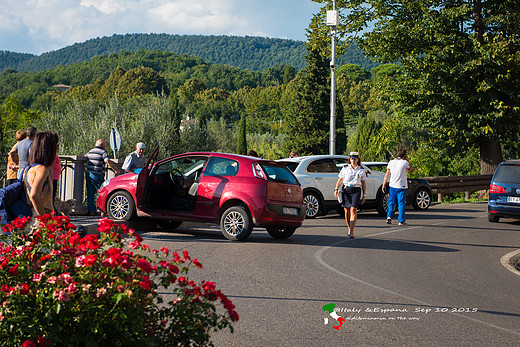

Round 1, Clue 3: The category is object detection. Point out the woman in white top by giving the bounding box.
[334,152,366,238]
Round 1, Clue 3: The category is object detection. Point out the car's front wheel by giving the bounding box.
[106,191,136,221]
[220,206,253,241]
[266,226,296,239]
[303,191,322,218]
[412,188,432,210]
[488,213,500,223]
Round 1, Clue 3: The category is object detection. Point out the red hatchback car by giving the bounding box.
[96,149,305,241]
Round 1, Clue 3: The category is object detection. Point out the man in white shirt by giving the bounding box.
[122,142,146,173]
[382,149,414,226]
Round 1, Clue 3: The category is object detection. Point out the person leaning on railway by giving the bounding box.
[334,152,366,239]
[85,139,121,216]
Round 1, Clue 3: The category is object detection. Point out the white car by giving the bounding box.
[278,155,387,218]
[278,156,432,218]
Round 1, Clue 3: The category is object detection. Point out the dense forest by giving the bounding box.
[0,34,378,73]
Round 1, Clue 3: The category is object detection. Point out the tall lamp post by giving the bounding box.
[327,2,338,155]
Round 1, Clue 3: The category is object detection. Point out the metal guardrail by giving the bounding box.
[421,174,492,202]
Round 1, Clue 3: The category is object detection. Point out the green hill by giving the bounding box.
[0,33,377,72]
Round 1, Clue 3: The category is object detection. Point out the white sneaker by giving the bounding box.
[398,221,407,226]
[386,218,392,224]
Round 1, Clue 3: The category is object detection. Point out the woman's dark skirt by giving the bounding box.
[341,186,362,208]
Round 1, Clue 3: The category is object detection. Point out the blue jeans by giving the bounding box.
[387,187,407,223]
[85,171,105,212]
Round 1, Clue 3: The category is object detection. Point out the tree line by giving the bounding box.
[0,33,377,73]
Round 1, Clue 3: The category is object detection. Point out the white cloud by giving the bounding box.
[0,0,321,54]
[80,0,131,14]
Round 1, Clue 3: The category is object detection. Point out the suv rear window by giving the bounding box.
[260,164,299,185]
[494,164,520,184]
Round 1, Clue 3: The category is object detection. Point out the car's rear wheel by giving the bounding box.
[106,191,136,221]
[266,226,296,239]
[376,192,388,217]
[220,206,253,241]
[156,220,183,230]
[303,191,322,218]
[412,188,432,210]
[488,213,500,223]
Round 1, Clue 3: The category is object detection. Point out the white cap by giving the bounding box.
[349,151,359,158]
[136,142,146,149]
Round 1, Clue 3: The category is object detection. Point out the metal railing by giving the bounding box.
[1,154,123,214]
[421,174,492,202]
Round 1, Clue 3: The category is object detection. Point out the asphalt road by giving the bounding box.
[72,202,520,346]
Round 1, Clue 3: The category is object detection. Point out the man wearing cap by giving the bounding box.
[122,142,147,173]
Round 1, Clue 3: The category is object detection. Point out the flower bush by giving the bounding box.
[0,214,238,346]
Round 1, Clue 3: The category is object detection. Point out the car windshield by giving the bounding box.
[494,164,520,184]
[260,164,299,184]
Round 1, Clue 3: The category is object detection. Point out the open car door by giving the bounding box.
[136,146,160,211]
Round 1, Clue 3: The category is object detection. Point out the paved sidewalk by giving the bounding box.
[68,214,103,235]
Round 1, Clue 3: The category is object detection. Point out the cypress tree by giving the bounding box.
[283,49,329,156]
[236,114,247,155]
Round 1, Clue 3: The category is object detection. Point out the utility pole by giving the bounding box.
[327,1,338,155]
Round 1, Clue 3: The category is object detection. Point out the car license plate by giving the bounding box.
[507,196,520,203]
[283,207,298,215]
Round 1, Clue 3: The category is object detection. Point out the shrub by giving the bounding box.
[0,215,238,346]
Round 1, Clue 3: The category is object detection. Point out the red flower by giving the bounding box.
[19,283,30,295]
[20,340,36,347]
[83,254,97,266]
[8,264,19,276]
[178,277,187,287]
[37,335,50,347]
[160,247,170,255]
[193,258,203,269]
[139,276,152,290]
[202,281,216,292]
[136,258,152,273]
[183,250,191,260]
[229,310,239,322]
[168,263,179,274]
[1,284,14,294]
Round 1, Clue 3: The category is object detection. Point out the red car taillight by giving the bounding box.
[489,184,505,193]
[252,163,267,180]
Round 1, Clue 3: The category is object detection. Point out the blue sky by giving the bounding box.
[0,0,322,55]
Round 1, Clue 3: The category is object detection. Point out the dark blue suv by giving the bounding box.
[488,160,520,222]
